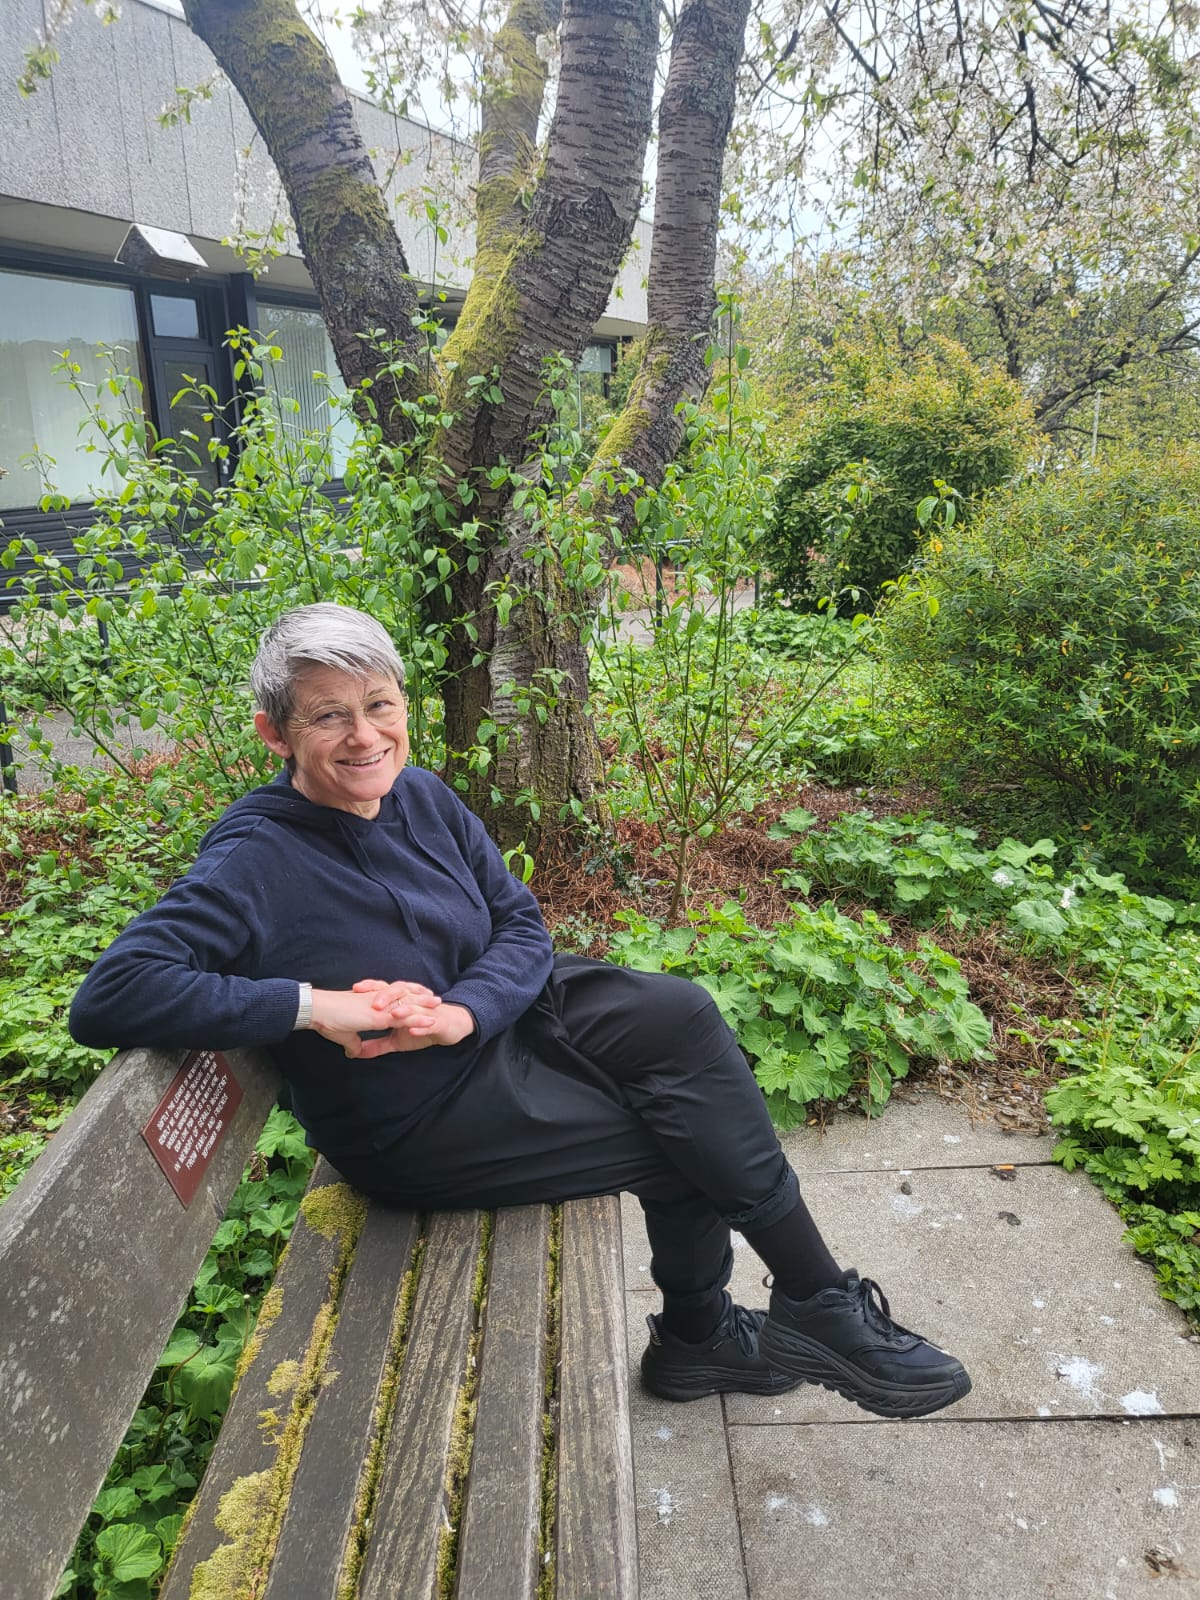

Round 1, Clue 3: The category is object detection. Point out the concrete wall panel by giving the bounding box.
[0,0,69,206]
[167,20,237,242]
[124,1,190,234]
[0,0,650,332]
[47,5,133,220]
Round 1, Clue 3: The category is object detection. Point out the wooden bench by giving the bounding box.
[0,1045,638,1599]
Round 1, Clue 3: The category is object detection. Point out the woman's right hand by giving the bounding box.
[308,983,441,1057]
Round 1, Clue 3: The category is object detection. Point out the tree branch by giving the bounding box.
[183,0,425,422]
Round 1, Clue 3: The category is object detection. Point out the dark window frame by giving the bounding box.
[0,250,352,535]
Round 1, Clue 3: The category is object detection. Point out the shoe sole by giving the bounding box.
[759,1326,972,1419]
[641,1359,800,1403]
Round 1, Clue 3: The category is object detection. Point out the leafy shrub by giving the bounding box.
[0,780,204,1094]
[595,409,873,916]
[608,899,992,1125]
[878,451,1200,893]
[1045,910,1200,1315]
[762,339,1036,608]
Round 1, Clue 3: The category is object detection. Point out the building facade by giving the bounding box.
[0,0,649,558]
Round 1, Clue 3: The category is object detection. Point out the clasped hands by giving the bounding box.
[309,981,475,1058]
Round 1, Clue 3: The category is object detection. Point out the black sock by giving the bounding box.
[743,1196,842,1303]
[661,1288,728,1344]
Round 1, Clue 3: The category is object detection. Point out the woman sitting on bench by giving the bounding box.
[71,602,970,1419]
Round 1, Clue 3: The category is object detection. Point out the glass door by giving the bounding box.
[143,287,231,494]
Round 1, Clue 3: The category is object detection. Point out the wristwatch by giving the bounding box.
[294,981,314,1031]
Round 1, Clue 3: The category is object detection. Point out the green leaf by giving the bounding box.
[693,973,760,1026]
[936,998,993,1059]
[892,876,933,903]
[174,1343,238,1423]
[154,1514,184,1556]
[128,1464,175,1503]
[853,955,891,989]
[156,1328,201,1368]
[94,1523,163,1582]
[1010,898,1067,939]
[93,1484,140,1522]
[768,807,818,838]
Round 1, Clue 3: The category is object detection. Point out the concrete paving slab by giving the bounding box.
[781,1092,1054,1175]
[621,1193,749,1600]
[723,1165,1200,1425]
[729,1418,1200,1600]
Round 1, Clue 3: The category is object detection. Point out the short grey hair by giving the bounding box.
[251,603,406,729]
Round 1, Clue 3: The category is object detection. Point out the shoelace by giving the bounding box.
[721,1301,764,1357]
[854,1277,919,1345]
[761,1272,918,1346]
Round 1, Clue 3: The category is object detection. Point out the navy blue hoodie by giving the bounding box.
[69,766,554,1158]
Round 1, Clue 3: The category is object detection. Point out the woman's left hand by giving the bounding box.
[351,979,477,1055]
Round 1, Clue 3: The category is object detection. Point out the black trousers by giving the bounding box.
[331,955,800,1311]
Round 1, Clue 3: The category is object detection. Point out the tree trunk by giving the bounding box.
[438,0,658,481]
[583,0,753,531]
[180,0,748,845]
[182,0,425,415]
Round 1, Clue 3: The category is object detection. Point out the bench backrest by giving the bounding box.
[0,1045,280,1597]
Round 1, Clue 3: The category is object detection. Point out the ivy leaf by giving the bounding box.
[94,1523,163,1582]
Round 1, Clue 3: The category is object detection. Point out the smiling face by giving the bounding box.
[254,664,409,819]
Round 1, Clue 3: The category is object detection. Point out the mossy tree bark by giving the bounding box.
[182,0,425,415]
[179,0,748,844]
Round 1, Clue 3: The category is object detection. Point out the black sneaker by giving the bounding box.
[641,1298,798,1402]
[759,1270,972,1419]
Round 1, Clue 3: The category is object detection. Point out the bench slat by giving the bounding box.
[160,1159,363,1600]
[262,1204,421,1600]
[0,1046,278,1600]
[556,1195,639,1600]
[455,1203,552,1600]
[358,1207,484,1600]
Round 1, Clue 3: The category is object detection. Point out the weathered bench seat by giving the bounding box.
[1,1045,638,1599]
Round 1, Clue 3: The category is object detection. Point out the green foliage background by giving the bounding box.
[879,450,1200,893]
[760,339,1038,608]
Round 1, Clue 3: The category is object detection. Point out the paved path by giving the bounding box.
[621,1092,1200,1599]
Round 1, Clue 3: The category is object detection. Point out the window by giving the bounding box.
[0,269,144,511]
[255,301,354,477]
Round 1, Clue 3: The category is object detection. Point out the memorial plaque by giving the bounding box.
[141,1050,244,1207]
